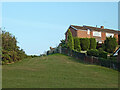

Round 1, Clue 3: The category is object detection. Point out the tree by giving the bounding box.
[89,38,97,49]
[66,29,74,50]
[59,39,67,48]
[80,38,90,51]
[104,36,117,53]
[1,30,26,64]
[74,37,81,52]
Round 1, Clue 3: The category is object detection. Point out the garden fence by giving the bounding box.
[47,47,119,71]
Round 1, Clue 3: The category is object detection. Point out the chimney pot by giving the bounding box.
[101,26,104,29]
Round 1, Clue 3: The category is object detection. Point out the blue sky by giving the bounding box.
[2,2,118,55]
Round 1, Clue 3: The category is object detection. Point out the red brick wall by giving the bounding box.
[101,32,106,43]
[114,34,118,42]
[65,28,119,43]
[70,27,77,37]
[65,27,77,42]
[77,30,90,38]
[90,31,93,37]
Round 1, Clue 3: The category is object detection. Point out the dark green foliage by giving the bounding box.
[87,49,99,57]
[67,29,74,50]
[98,48,104,52]
[89,38,97,49]
[2,31,26,64]
[87,49,108,59]
[80,38,90,51]
[47,51,50,55]
[74,37,81,52]
[59,39,67,48]
[99,51,108,59]
[104,36,117,53]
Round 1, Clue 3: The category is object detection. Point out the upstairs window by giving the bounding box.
[93,31,101,37]
[106,33,114,37]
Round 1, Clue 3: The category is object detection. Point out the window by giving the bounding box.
[106,33,114,37]
[93,31,101,37]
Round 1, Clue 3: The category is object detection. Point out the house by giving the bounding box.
[65,25,120,44]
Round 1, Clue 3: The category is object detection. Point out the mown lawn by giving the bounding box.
[2,53,118,88]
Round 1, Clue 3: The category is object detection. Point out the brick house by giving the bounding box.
[65,25,120,44]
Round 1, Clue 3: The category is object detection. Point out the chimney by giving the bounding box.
[101,26,104,29]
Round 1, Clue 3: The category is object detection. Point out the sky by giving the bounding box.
[2,2,118,55]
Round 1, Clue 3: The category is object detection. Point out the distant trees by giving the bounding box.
[1,31,27,64]
[66,29,74,50]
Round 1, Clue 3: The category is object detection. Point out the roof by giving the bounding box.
[70,25,120,34]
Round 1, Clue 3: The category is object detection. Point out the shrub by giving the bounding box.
[89,38,97,49]
[104,36,117,53]
[87,49,99,57]
[98,48,104,52]
[80,38,90,51]
[9,59,13,63]
[2,61,5,65]
[99,51,108,59]
[60,39,67,48]
[74,37,81,52]
[66,29,74,50]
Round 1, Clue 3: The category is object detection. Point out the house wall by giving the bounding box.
[65,27,77,42]
[65,27,119,43]
[101,32,106,43]
[77,30,90,38]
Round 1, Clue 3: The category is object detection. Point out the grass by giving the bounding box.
[2,53,118,88]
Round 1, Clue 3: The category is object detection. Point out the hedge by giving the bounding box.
[80,38,90,51]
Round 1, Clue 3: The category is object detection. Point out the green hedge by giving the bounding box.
[74,37,81,52]
[89,38,97,49]
[99,51,108,59]
[87,49,99,57]
[87,49,108,59]
[80,38,90,51]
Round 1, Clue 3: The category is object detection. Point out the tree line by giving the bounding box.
[1,31,27,65]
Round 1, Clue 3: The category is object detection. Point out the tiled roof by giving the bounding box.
[71,25,120,34]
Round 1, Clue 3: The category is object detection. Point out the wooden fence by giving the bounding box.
[47,47,119,71]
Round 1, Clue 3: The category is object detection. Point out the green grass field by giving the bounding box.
[2,53,118,88]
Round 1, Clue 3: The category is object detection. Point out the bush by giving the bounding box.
[87,49,99,57]
[98,48,104,52]
[60,39,67,48]
[99,51,108,59]
[2,61,5,65]
[74,37,81,52]
[104,36,117,53]
[80,38,90,51]
[87,49,108,59]
[98,57,110,67]
[67,29,74,50]
[89,38,97,49]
